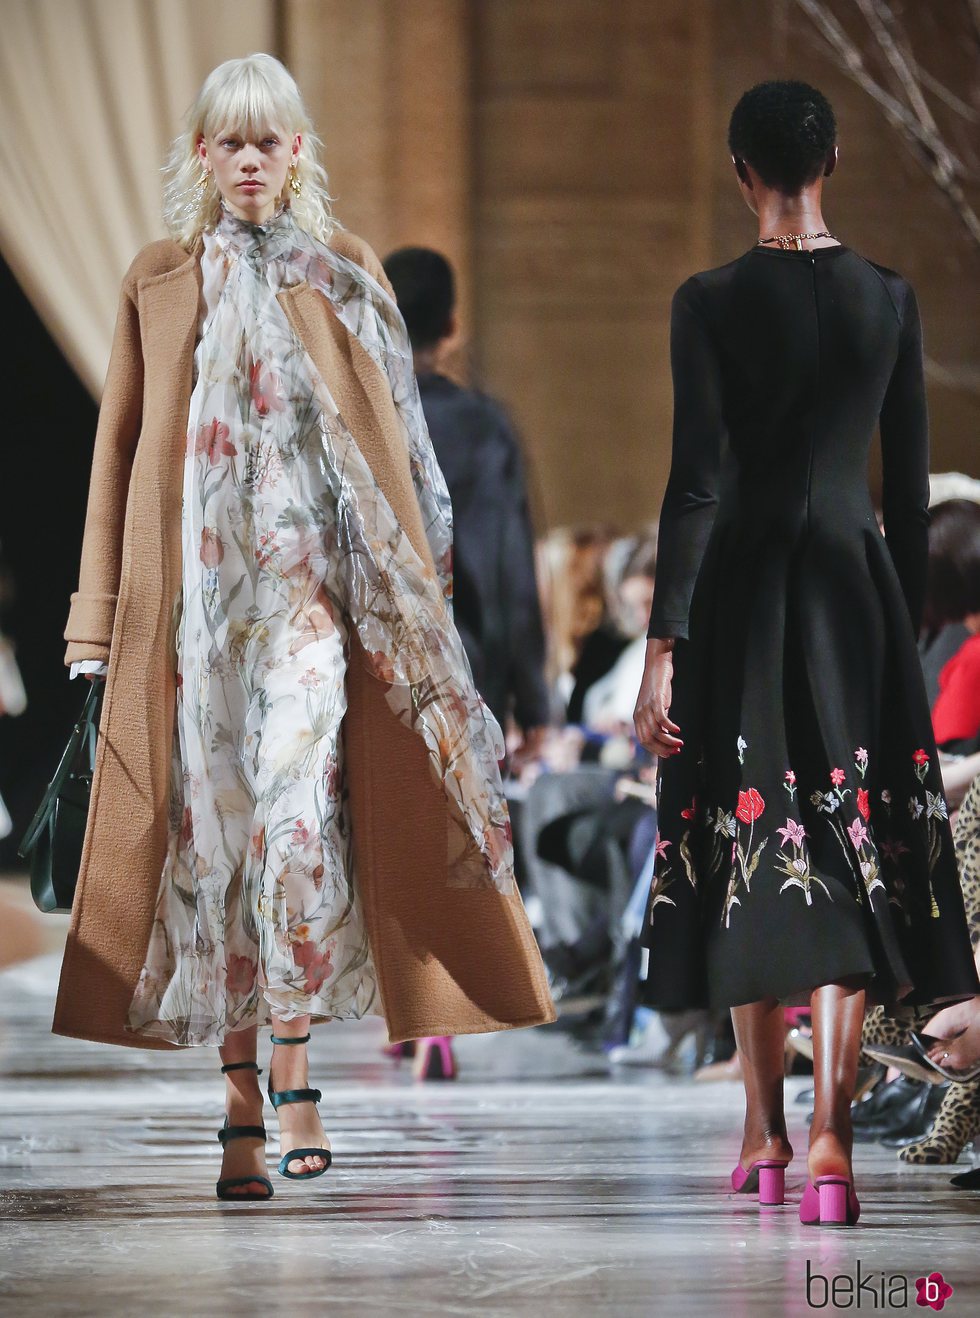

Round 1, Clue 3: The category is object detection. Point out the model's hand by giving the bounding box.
[633,639,683,758]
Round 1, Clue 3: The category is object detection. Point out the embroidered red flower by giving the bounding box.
[857,788,870,820]
[736,788,765,824]
[199,527,224,567]
[680,798,697,820]
[913,749,929,766]
[830,767,846,787]
[192,417,237,464]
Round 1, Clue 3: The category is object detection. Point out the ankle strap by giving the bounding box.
[221,1060,263,1075]
[269,1033,311,1046]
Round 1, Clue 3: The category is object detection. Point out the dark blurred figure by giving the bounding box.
[383,247,549,768]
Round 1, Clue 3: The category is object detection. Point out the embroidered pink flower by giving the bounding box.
[293,940,333,995]
[777,818,806,848]
[199,527,224,567]
[854,747,868,767]
[784,770,797,785]
[192,417,237,464]
[736,788,765,824]
[654,834,671,860]
[249,359,287,416]
[226,954,257,996]
[881,837,910,863]
[830,767,846,787]
[857,788,870,821]
[847,817,869,849]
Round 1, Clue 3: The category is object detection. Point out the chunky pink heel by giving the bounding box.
[413,1036,457,1081]
[382,1040,417,1059]
[730,1159,789,1204]
[799,1175,860,1226]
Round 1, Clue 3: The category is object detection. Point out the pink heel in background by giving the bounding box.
[413,1036,457,1081]
[799,1175,860,1226]
[731,1159,789,1205]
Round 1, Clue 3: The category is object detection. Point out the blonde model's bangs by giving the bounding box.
[200,63,305,144]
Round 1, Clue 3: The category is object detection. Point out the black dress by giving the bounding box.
[640,244,980,1014]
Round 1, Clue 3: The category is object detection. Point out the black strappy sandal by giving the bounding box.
[268,1033,332,1180]
[215,1060,274,1201]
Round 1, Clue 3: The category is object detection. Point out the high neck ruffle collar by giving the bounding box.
[212,200,298,262]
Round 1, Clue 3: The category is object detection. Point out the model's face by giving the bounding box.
[198,124,300,224]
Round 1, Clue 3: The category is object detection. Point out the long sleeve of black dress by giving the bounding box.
[647,278,728,640]
[879,282,930,634]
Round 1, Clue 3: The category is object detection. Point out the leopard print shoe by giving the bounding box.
[898,1077,980,1165]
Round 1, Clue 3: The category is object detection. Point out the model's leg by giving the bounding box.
[731,998,794,1169]
[216,1025,268,1195]
[808,981,866,1181]
[269,1012,331,1175]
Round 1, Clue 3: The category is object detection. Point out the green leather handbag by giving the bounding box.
[18,679,104,913]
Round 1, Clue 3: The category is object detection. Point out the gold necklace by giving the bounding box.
[758,230,837,251]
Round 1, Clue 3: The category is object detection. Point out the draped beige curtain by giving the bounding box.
[0,0,275,398]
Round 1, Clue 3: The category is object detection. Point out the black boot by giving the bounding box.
[878,1082,951,1148]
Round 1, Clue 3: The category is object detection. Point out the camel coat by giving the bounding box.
[57,229,555,1050]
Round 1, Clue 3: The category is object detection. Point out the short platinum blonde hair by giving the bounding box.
[162,53,339,249]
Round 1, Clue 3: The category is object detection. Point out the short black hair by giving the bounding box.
[924,498,980,631]
[382,247,456,350]
[728,80,837,194]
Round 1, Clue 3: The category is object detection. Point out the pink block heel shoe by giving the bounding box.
[382,1040,417,1059]
[799,1175,861,1226]
[413,1036,457,1081]
[730,1159,789,1205]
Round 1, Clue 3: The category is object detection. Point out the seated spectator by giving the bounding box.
[924,499,980,754]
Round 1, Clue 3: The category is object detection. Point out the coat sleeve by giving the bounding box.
[64,277,144,666]
[879,281,930,635]
[646,277,727,640]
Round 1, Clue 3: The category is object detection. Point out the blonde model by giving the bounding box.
[60,53,553,1201]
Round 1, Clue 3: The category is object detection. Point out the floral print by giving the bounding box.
[128,203,515,1045]
[650,735,953,942]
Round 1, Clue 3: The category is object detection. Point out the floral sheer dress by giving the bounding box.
[128,205,512,1044]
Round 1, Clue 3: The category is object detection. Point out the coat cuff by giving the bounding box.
[64,590,117,666]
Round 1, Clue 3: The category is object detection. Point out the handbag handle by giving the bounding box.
[18,680,104,857]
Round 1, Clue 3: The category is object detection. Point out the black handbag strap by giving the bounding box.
[18,681,104,857]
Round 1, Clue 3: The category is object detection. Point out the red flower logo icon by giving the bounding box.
[735,788,765,824]
[915,1271,953,1310]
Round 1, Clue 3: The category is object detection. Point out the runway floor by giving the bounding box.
[1,919,979,1315]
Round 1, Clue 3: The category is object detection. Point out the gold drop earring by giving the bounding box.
[194,166,211,203]
[288,163,302,198]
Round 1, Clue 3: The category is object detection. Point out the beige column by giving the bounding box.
[282,0,473,333]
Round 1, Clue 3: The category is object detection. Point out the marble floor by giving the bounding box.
[1,906,979,1315]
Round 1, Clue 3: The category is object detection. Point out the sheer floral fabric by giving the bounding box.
[128,204,513,1045]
